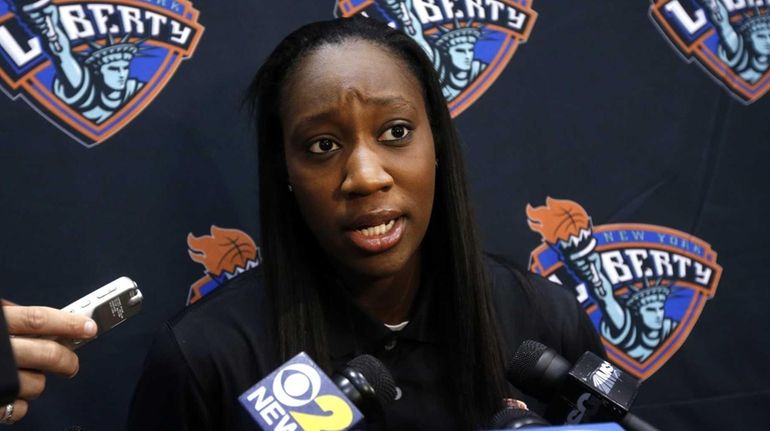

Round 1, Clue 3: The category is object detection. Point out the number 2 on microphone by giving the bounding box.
[289,395,354,431]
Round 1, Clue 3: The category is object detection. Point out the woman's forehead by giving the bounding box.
[280,40,423,118]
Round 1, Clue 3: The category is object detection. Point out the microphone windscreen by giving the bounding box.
[507,340,548,381]
[507,340,570,402]
[489,407,550,429]
[346,354,397,408]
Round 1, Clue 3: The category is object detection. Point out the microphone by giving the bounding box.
[507,340,659,431]
[331,354,397,423]
[488,406,551,429]
[487,424,623,431]
[239,352,396,430]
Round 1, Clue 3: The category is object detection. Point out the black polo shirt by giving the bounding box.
[127,256,604,430]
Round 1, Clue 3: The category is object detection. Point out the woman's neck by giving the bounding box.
[338,254,422,325]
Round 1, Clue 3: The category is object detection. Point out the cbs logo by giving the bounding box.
[274,363,354,431]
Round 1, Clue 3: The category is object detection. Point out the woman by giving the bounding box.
[127,16,603,431]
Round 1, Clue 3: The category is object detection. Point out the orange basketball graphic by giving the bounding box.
[526,197,592,245]
[186,226,260,304]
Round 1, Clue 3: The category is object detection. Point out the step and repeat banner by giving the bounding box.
[1,1,768,429]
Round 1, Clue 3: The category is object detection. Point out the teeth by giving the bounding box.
[358,219,396,237]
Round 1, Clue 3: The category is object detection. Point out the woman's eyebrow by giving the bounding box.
[293,111,337,134]
[292,95,418,132]
[368,95,418,111]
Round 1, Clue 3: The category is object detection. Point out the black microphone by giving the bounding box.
[507,340,659,431]
[488,406,551,429]
[332,354,398,423]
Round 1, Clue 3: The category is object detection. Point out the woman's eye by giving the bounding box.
[379,125,411,142]
[308,138,340,154]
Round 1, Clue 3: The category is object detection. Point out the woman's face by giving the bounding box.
[280,39,436,281]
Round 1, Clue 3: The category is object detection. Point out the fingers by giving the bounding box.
[10,337,80,378]
[0,399,29,425]
[13,400,28,423]
[502,398,529,410]
[17,371,45,401]
[3,306,97,339]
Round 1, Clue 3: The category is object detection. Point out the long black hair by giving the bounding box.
[246,16,508,429]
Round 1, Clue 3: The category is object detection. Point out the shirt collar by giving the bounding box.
[319,272,441,361]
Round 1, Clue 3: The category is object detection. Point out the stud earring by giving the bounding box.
[287,184,294,192]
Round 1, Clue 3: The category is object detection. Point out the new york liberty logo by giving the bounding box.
[335,0,537,117]
[651,0,770,104]
[0,0,203,147]
[526,198,722,380]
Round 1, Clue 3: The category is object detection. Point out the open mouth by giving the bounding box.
[348,216,405,253]
[356,218,397,237]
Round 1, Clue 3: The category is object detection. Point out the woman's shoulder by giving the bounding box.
[128,268,275,430]
[484,253,576,306]
[483,253,605,363]
[167,268,272,345]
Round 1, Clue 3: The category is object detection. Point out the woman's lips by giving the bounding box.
[347,216,405,253]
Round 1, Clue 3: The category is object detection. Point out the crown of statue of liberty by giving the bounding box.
[82,34,145,68]
[624,278,671,311]
[433,18,484,50]
[738,6,770,34]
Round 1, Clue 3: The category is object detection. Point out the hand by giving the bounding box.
[565,252,611,299]
[702,0,727,23]
[22,4,56,32]
[586,252,609,297]
[383,0,411,21]
[1,305,97,424]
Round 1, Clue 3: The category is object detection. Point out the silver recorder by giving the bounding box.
[60,277,143,349]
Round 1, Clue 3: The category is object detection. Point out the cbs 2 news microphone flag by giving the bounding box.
[239,352,369,431]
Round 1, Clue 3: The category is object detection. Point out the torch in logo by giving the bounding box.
[14,0,61,51]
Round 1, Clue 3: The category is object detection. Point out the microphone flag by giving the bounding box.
[239,352,365,431]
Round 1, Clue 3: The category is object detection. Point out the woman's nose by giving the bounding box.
[340,143,394,197]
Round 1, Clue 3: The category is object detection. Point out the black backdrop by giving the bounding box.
[0,1,768,430]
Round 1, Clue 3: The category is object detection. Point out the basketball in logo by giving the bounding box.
[186,225,260,304]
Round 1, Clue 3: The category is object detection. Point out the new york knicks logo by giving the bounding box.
[186,225,260,305]
[526,197,722,379]
[651,0,770,104]
[0,0,203,147]
[334,0,537,117]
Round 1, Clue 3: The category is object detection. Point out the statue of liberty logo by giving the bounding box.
[0,0,203,146]
[334,0,537,116]
[20,2,145,124]
[563,252,678,362]
[526,197,721,379]
[701,1,770,84]
[651,0,770,104]
[383,0,487,101]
